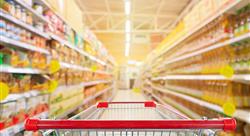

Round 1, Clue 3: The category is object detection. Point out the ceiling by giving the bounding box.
[75,0,191,65]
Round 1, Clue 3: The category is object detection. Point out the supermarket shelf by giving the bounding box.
[60,62,112,75]
[0,10,50,39]
[166,85,203,98]
[56,86,113,119]
[150,85,250,124]
[151,92,201,119]
[54,79,113,94]
[83,80,112,87]
[95,70,112,75]
[146,80,202,98]
[0,36,50,54]
[0,90,41,103]
[50,34,106,66]
[161,33,250,67]
[36,0,106,66]
[60,62,91,71]
[0,111,48,136]
[152,74,250,84]
[154,0,244,61]
[87,54,107,66]
[143,87,196,119]
[14,0,48,23]
[0,65,44,74]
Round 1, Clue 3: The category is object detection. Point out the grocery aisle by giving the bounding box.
[111,90,146,102]
[1,0,250,136]
[101,90,165,120]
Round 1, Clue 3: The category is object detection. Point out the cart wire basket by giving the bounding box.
[25,101,236,136]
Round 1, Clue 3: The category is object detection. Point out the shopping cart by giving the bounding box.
[25,101,236,136]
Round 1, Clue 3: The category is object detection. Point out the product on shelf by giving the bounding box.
[0,73,49,93]
[151,91,248,136]
[159,39,250,75]
[84,83,110,99]
[0,18,47,48]
[50,40,84,65]
[155,5,250,74]
[0,0,114,133]
[0,100,16,130]
[33,3,43,15]
[0,45,48,70]
[154,80,250,108]
[44,9,64,38]
[0,93,49,130]
[49,84,84,117]
[0,0,48,31]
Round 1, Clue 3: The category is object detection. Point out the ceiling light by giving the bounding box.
[125,0,131,15]
[125,20,131,33]
[126,33,131,42]
[128,60,142,66]
[125,42,130,57]
[58,0,64,11]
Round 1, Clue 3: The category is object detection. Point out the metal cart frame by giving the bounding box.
[25,101,236,136]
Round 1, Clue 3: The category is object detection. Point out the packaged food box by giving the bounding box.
[0,100,17,130]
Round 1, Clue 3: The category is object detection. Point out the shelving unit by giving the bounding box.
[142,87,196,119]
[55,86,113,119]
[59,62,92,72]
[14,0,49,23]
[60,62,112,75]
[82,80,112,87]
[0,111,48,136]
[137,2,250,135]
[149,83,250,124]
[152,74,250,84]
[0,65,44,74]
[0,0,115,134]
[50,34,107,66]
[157,33,250,69]
[0,10,50,39]
[0,36,50,54]
[151,0,246,62]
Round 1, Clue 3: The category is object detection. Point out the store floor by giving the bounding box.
[112,90,146,102]
[100,90,164,120]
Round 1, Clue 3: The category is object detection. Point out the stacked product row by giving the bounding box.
[156,5,250,75]
[50,83,112,118]
[153,80,250,108]
[162,5,250,61]
[139,1,250,136]
[0,92,49,130]
[0,0,114,134]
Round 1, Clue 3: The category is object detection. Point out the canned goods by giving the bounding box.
[0,20,6,36]
[21,9,27,23]
[33,3,43,15]
[15,5,21,19]
[26,12,33,25]
[8,0,16,17]
[34,22,44,32]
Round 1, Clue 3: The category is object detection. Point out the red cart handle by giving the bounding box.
[97,101,156,108]
[25,118,236,132]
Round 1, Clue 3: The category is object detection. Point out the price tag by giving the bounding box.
[223,102,236,116]
[220,65,234,78]
[0,82,9,101]
[91,65,98,72]
[14,123,23,132]
[152,73,159,77]
[48,80,58,93]
[133,88,141,93]
[49,60,60,74]
[7,127,15,136]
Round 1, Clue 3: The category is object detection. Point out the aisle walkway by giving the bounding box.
[112,90,146,101]
[100,90,163,120]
